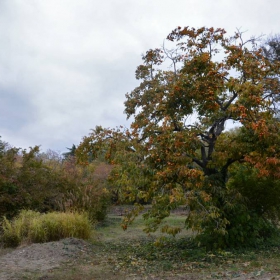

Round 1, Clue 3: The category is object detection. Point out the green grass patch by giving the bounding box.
[93,230,280,278]
[91,211,280,278]
[96,213,192,241]
[1,210,93,247]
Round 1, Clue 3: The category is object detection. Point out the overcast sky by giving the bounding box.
[0,0,279,153]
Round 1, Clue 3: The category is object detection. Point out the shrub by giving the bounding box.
[56,159,112,222]
[228,165,280,222]
[0,210,92,247]
[0,141,112,222]
[193,165,280,249]
[58,184,111,222]
[0,146,72,219]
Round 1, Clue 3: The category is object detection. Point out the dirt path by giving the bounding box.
[0,238,94,280]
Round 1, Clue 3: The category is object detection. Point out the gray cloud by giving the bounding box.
[0,87,35,130]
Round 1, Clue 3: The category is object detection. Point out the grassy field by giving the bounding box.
[90,214,280,279]
[1,211,280,279]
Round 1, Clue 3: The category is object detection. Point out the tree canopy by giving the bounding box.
[77,27,280,248]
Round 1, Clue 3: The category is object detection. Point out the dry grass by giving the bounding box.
[1,210,93,247]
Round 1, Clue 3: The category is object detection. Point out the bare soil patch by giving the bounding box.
[0,238,97,280]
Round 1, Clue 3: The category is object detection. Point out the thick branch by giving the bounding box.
[201,145,207,166]
[192,157,204,169]
[222,91,238,111]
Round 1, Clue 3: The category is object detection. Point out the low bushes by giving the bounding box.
[0,146,74,219]
[0,210,92,247]
[0,140,112,222]
[58,184,111,222]
[55,158,112,222]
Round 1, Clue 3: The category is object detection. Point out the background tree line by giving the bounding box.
[0,138,112,222]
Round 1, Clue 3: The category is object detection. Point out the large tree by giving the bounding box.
[77,27,280,248]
